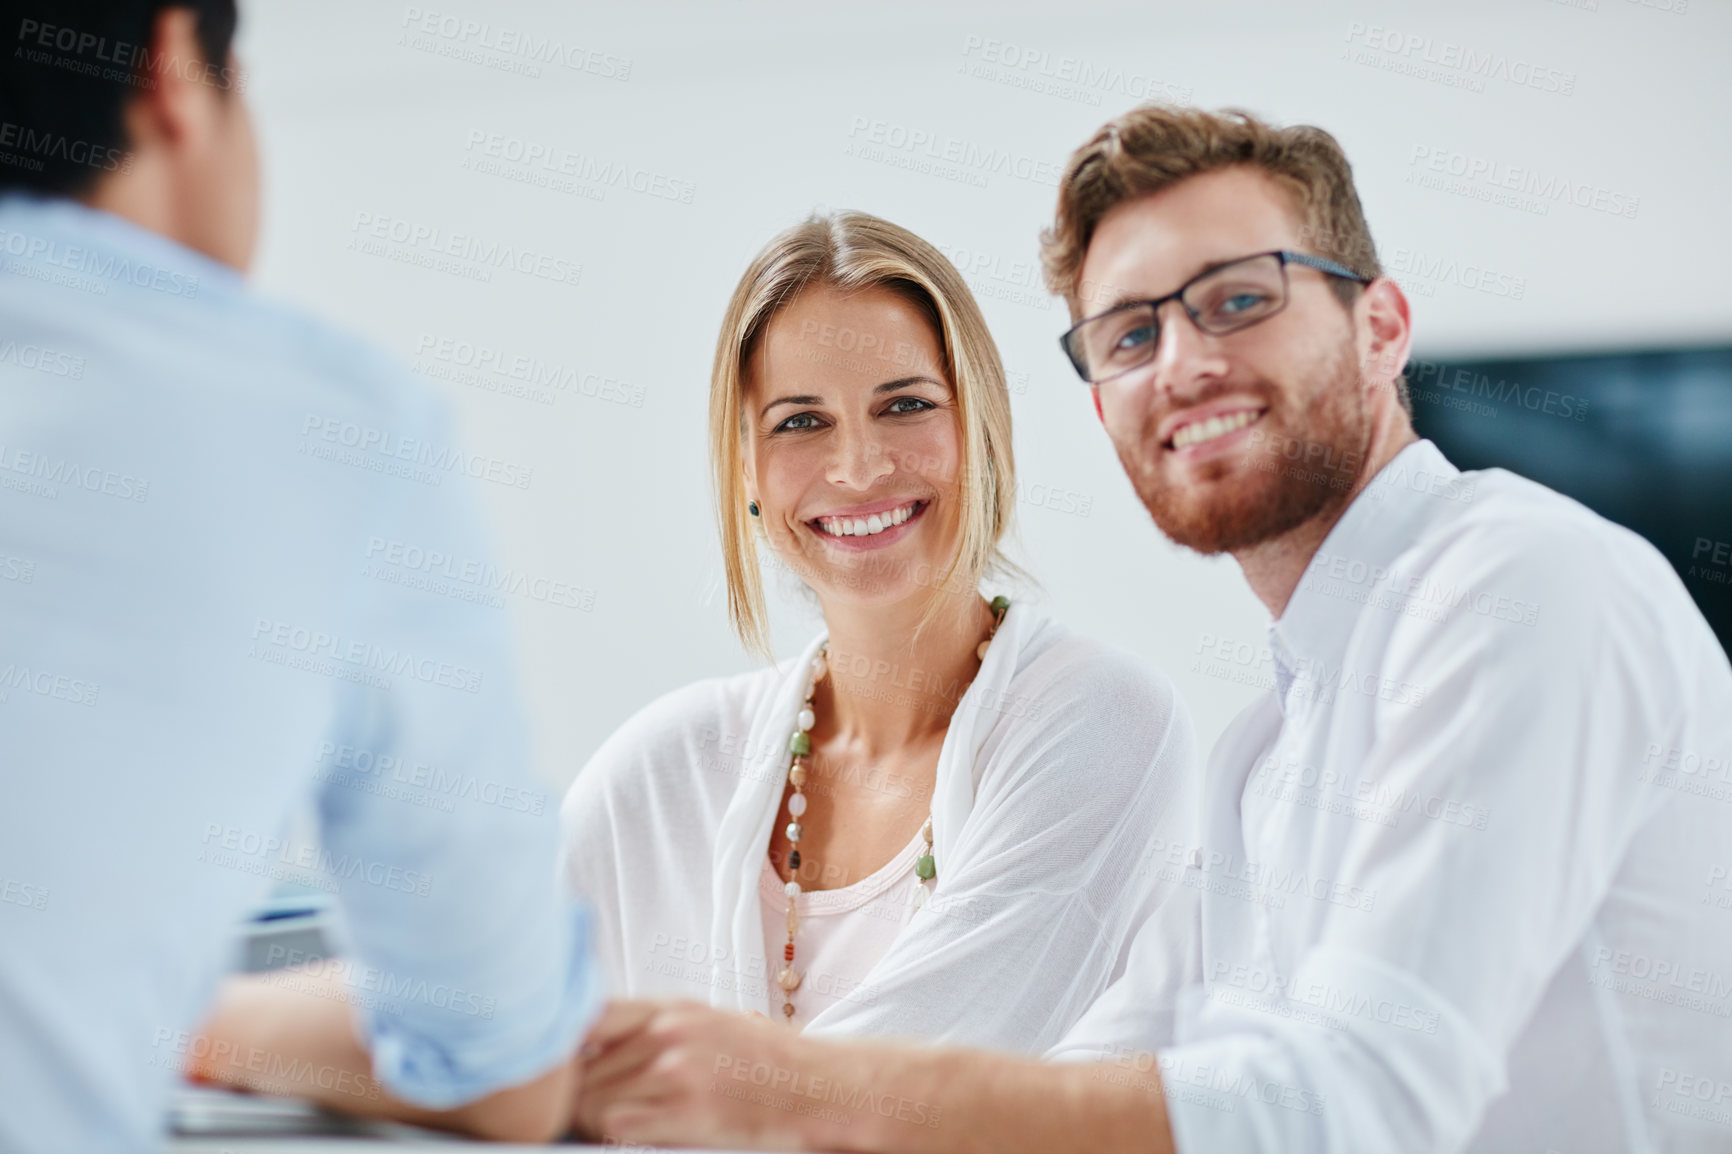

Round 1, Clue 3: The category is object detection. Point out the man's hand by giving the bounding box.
[187,969,575,1143]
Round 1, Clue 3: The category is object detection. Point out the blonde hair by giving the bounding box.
[710,211,1018,658]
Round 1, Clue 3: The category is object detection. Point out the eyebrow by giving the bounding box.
[1095,253,1262,313]
[758,376,946,420]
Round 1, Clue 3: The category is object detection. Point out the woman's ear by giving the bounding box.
[741,449,765,521]
[1091,386,1103,424]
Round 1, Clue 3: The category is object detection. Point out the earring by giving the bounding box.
[748,500,760,517]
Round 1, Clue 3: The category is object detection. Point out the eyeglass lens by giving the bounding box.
[1070,254,1287,382]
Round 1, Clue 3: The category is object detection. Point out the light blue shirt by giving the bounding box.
[0,196,598,1152]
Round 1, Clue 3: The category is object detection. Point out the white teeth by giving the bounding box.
[817,502,919,538]
[1173,409,1258,449]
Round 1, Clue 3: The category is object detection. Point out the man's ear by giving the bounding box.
[124,8,218,151]
[1355,278,1414,400]
[1091,386,1103,424]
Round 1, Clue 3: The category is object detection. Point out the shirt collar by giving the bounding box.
[0,191,244,295]
[1268,438,1463,713]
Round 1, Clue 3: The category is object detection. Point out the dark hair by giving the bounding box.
[0,0,239,196]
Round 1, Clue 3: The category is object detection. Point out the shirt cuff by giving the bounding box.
[359,899,602,1110]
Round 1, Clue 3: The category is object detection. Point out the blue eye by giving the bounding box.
[1114,323,1156,352]
[775,413,823,433]
[1219,291,1269,315]
[887,397,934,414]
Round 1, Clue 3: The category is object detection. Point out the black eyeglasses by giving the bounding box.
[1058,250,1371,384]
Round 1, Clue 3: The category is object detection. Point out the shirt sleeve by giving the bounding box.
[557,683,697,1000]
[1043,881,1202,1063]
[1159,521,1675,1153]
[807,649,1199,1054]
[310,382,600,1109]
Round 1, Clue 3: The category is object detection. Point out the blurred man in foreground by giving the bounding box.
[0,2,599,1147]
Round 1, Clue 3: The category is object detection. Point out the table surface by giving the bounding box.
[167,1141,664,1152]
[163,1086,766,1152]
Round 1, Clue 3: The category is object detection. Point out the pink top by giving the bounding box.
[758,832,936,1029]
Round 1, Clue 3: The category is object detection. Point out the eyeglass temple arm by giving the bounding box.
[1281,250,1372,283]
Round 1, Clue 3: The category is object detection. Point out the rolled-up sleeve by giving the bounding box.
[311,381,600,1108]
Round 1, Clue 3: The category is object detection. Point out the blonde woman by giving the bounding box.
[561,212,1197,1064]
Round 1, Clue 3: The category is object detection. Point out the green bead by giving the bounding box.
[990,595,1010,615]
[914,853,936,881]
[789,731,811,757]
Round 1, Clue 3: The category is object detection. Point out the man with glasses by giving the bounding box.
[575,105,1732,1154]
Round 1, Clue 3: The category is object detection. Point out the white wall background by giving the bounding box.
[236,0,1732,792]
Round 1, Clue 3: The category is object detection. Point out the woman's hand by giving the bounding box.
[574,999,844,1150]
[569,999,663,1138]
[570,998,1176,1154]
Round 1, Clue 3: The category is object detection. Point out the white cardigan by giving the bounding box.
[559,602,1200,1054]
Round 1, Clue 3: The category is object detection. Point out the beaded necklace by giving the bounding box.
[774,595,1010,1023]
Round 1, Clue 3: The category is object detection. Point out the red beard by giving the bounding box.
[1113,343,1370,555]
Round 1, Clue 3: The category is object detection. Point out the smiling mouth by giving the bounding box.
[1166,408,1266,451]
[809,500,926,539]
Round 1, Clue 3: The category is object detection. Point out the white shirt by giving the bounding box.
[1055,439,1732,1153]
[0,197,598,1152]
[756,831,932,1029]
[560,602,1200,1054]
